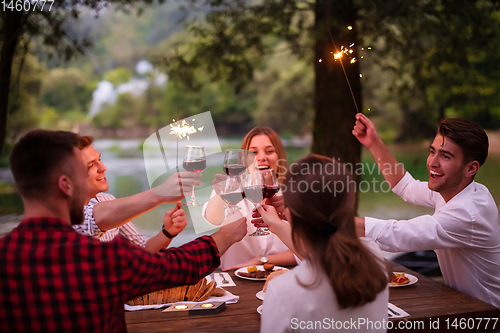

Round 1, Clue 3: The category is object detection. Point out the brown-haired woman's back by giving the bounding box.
[261,155,389,333]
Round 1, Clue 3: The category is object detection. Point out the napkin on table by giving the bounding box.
[206,272,236,287]
[388,302,410,318]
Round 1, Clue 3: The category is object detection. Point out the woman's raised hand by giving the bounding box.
[252,205,283,233]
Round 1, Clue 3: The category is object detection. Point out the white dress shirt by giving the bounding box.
[202,190,295,269]
[365,172,500,307]
[73,192,148,247]
[261,238,389,333]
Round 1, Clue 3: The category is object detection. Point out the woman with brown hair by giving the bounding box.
[256,154,389,332]
[203,126,297,270]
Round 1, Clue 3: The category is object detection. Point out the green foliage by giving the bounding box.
[157,78,257,135]
[41,67,93,114]
[0,185,24,215]
[93,93,136,131]
[253,42,314,135]
[5,0,500,153]
[162,0,312,93]
[103,67,133,86]
[7,48,45,143]
[360,0,500,139]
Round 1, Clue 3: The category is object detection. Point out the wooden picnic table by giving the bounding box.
[125,263,500,332]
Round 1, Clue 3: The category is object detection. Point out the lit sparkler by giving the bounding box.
[333,44,356,63]
[169,119,203,141]
[169,114,205,170]
[328,28,360,114]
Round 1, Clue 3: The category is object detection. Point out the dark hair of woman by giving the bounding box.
[284,154,390,309]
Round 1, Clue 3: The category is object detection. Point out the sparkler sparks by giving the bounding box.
[169,119,204,141]
[327,26,375,113]
[333,44,356,63]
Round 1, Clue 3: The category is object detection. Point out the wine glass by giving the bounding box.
[259,169,279,234]
[223,149,247,178]
[241,172,269,236]
[260,169,279,200]
[220,176,245,218]
[183,145,206,206]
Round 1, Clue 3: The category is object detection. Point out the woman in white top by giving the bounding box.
[256,155,390,333]
[203,126,297,270]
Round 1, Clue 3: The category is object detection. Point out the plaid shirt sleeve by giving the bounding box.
[0,218,220,333]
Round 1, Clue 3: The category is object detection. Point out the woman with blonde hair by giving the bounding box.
[203,126,297,270]
[257,154,389,332]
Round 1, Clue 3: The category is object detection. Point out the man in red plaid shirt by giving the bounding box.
[0,130,247,332]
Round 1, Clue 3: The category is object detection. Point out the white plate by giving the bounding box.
[235,266,289,281]
[256,290,265,301]
[257,305,263,315]
[389,273,418,287]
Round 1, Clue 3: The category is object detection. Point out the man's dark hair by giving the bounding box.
[438,118,489,166]
[10,130,79,199]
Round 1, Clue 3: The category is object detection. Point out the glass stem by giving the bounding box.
[190,185,196,202]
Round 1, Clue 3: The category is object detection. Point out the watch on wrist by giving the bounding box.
[260,256,268,264]
[161,225,177,239]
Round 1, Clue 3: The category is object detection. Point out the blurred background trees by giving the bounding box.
[2,0,500,163]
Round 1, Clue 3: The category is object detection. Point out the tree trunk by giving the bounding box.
[311,0,362,206]
[0,11,23,156]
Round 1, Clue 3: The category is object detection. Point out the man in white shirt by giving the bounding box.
[72,136,203,252]
[352,114,500,307]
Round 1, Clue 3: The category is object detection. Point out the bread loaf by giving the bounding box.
[127,278,226,305]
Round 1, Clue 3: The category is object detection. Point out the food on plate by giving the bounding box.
[239,270,270,279]
[127,278,221,306]
[390,272,410,286]
[239,266,287,279]
[263,263,275,271]
[247,265,258,273]
[263,270,288,292]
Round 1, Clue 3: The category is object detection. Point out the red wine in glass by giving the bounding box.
[243,185,266,204]
[183,146,206,206]
[264,185,279,199]
[220,192,245,206]
[224,164,246,177]
[183,159,206,173]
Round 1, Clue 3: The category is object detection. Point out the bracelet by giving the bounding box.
[161,225,177,239]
